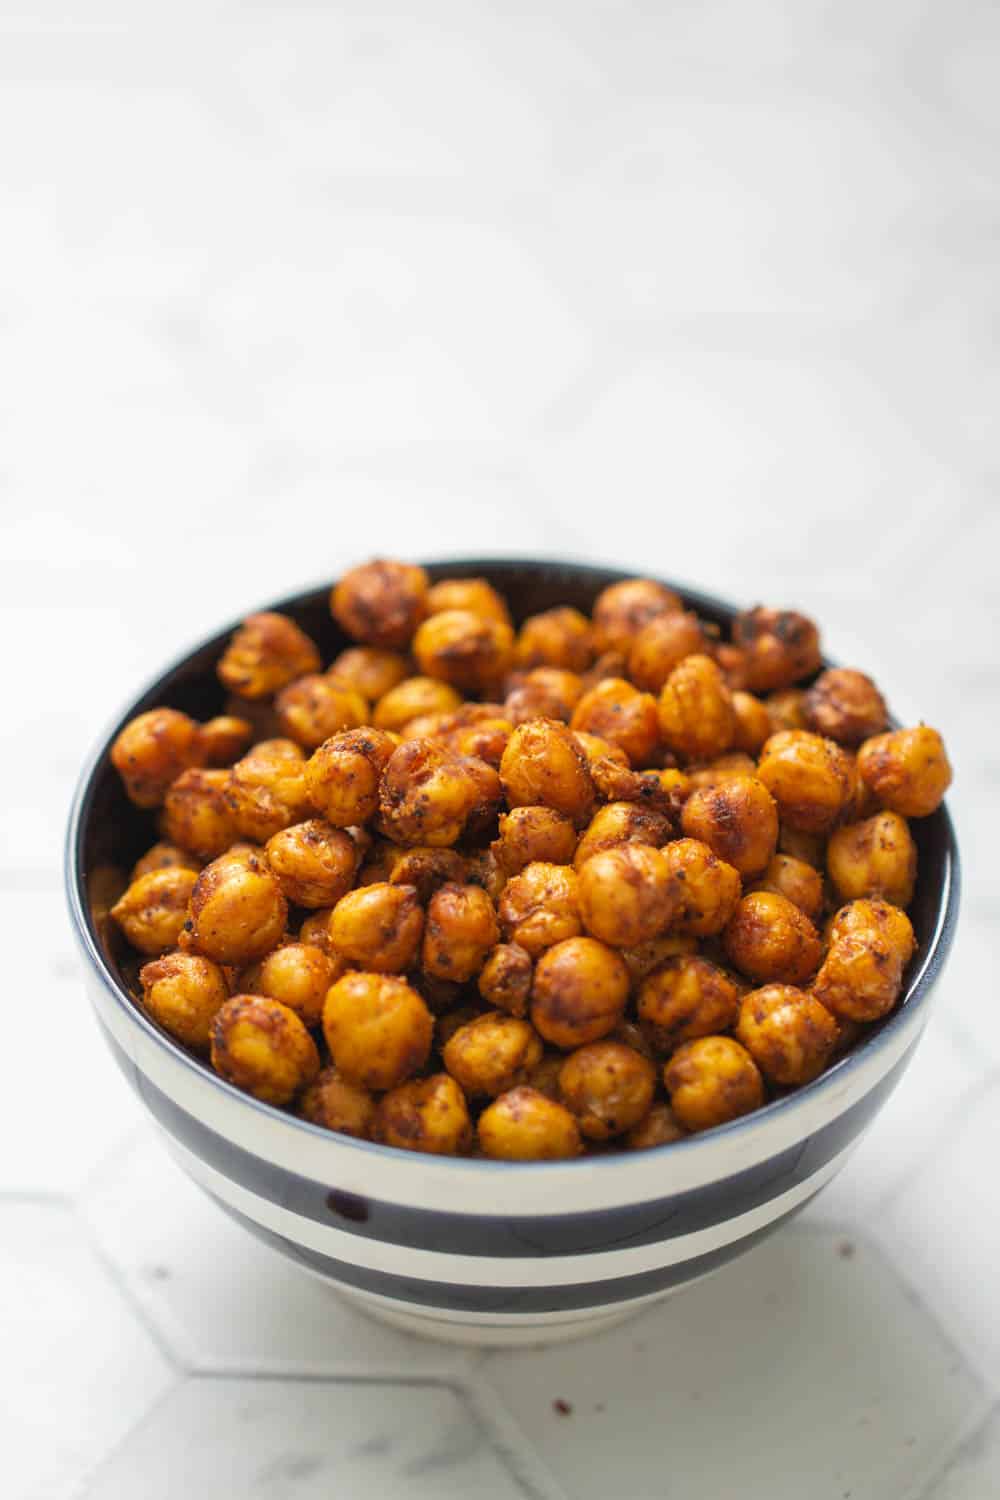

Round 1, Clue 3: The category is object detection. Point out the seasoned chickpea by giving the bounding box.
[464,846,507,903]
[412,609,513,694]
[766,688,809,733]
[478,1086,583,1160]
[498,861,581,957]
[574,802,673,871]
[732,606,822,693]
[531,936,630,1049]
[730,692,773,755]
[746,853,824,923]
[331,558,429,649]
[827,811,917,907]
[130,841,201,883]
[624,1100,688,1150]
[211,994,319,1105]
[138,951,230,1051]
[736,984,839,1086]
[304,728,395,828]
[723,891,822,985]
[382,845,466,902]
[329,882,423,972]
[577,844,678,947]
[660,838,742,936]
[493,806,578,875]
[300,1066,376,1139]
[239,941,338,1027]
[378,739,480,847]
[185,848,288,965]
[713,642,750,691]
[426,576,511,626]
[111,708,202,807]
[572,729,629,771]
[620,932,699,984]
[217,612,321,699]
[638,956,740,1054]
[422,883,499,982]
[499,719,596,827]
[197,715,253,766]
[377,1073,473,1155]
[777,823,827,870]
[812,898,915,1021]
[443,1011,543,1097]
[680,775,778,878]
[558,1041,656,1140]
[162,768,237,860]
[592,578,682,654]
[524,1051,565,1100]
[447,712,512,767]
[323,972,433,1089]
[298,906,335,952]
[686,752,758,792]
[627,611,706,692]
[664,1036,764,1132]
[225,738,312,842]
[803,668,888,746]
[373,676,463,733]
[571,677,660,766]
[857,726,952,817]
[325,645,408,704]
[505,667,583,725]
[111,866,199,955]
[513,606,594,672]
[262,819,358,908]
[658,654,735,761]
[458,754,504,841]
[757,730,857,834]
[274,675,368,750]
[478,942,533,1017]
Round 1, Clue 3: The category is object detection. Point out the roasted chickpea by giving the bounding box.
[111,708,202,807]
[325,646,408,704]
[592,578,682,655]
[732,606,822,693]
[161,768,237,860]
[680,775,778,879]
[331,558,429,649]
[766,689,808,733]
[524,1051,565,1100]
[225,738,312,842]
[323,972,433,1089]
[373,676,463,733]
[572,730,629,771]
[303,728,395,828]
[531,936,630,1049]
[627,611,706,692]
[239,941,338,1027]
[777,823,827,869]
[619,932,699,984]
[425,577,511,626]
[130,841,201,883]
[664,1036,764,1132]
[812,898,915,1021]
[434,1002,485,1052]
[458,754,505,841]
[757,730,857,834]
[577,844,678,947]
[658,654,735,761]
[573,801,673,871]
[447,712,513,767]
[492,806,578,876]
[412,609,514,694]
[217,612,321,700]
[422,883,499,982]
[660,838,742,937]
[378,739,480,847]
[513,606,594,672]
[477,942,533,1017]
[300,1066,376,1139]
[723,891,822,985]
[558,1041,657,1140]
[328,882,423,973]
[571,677,660,766]
[298,905,334,950]
[211,994,319,1105]
[111,866,199,956]
[261,820,356,908]
[746,853,824,923]
[857,726,952,817]
[686,752,758,793]
[138,951,230,1051]
[185,848,288,965]
[713,642,750,690]
[803,668,888,746]
[499,719,596,827]
[478,1086,583,1160]
[498,861,582,957]
[196,715,253,766]
[505,667,583,726]
[624,1100,688,1150]
[377,1073,474,1155]
[274,675,368,750]
[730,692,773,755]
[380,845,466,902]
[827,811,917,907]
[443,1011,543,1097]
[736,984,839,1086]
[464,846,507,903]
[637,956,740,1055]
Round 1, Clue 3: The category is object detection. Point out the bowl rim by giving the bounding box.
[65,555,961,1174]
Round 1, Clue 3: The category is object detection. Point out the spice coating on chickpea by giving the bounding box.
[422,882,499,982]
[328,882,424,973]
[681,775,778,879]
[305,728,396,828]
[664,1036,765,1132]
[239,942,338,1027]
[478,1086,583,1160]
[570,678,661,767]
[111,866,199,956]
[826,811,917,907]
[323,972,433,1090]
[162,768,237,860]
[218,612,321,700]
[331,558,429,649]
[723,891,822,985]
[327,645,410,704]
[505,667,583,726]
[185,848,288,965]
[811,898,915,1022]
[574,801,673,871]
[500,719,596,827]
[426,576,511,626]
[225,738,312,843]
[638,956,741,1055]
[478,942,533,1016]
[377,1073,474,1155]
[730,692,773,755]
[373,676,463,734]
[746,853,825,923]
[658,654,735,761]
[139,951,230,1051]
[197,715,253,766]
[803,668,888,747]
[498,862,582,957]
[624,1100,688,1150]
[531,936,630,1049]
[857,726,952,818]
[757,730,857,834]
[514,606,594,671]
[577,843,678,948]
[620,933,699,984]
[443,1012,544,1097]
[378,738,480,847]
[627,611,706,692]
[732,606,822,693]
[130,841,202,883]
[493,805,578,875]
[264,819,359,908]
[275,675,369,750]
[736,984,839,1087]
[592,578,681,655]
[660,838,742,937]
[413,609,514,694]
[558,1041,656,1140]
[300,1067,377,1139]
[111,708,202,808]
[211,994,319,1105]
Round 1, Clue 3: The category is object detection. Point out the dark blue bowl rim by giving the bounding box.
[65,554,961,1173]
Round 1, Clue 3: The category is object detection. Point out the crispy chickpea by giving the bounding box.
[478,1086,583,1160]
[459,754,505,841]
[757,730,857,834]
[443,1012,543,1097]
[211,994,319,1105]
[571,677,661,766]
[637,956,740,1055]
[111,708,202,808]
[524,1051,565,1100]
[777,823,827,869]
[513,606,594,672]
[464,846,507,903]
[680,775,778,879]
[766,689,808,733]
[498,861,582,957]
[326,645,409,704]
[331,558,429,648]
[422,883,499,982]
[558,1041,656,1140]
[746,853,824,923]
[803,668,888,746]
[298,906,335,952]
[263,819,358,908]
[577,844,678,947]
[239,941,337,1027]
[658,654,735,761]
[857,726,952,817]
[377,1073,473,1155]
[574,802,673,871]
[448,713,513,767]
[493,806,578,876]
[373,676,463,733]
[130,841,201,883]
[627,611,707,692]
[217,612,321,700]
[412,609,514,694]
[499,719,596,827]
[185,848,288,965]
[425,576,511,627]
[732,606,822,693]
[723,891,822,985]
[328,882,423,973]
[300,1066,376,1139]
[505,667,583,726]
[531,936,630,1049]
[138,951,229,1051]
[624,1100,688,1150]
[812,898,915,1021]
[378,739,480,847]
[197,715,253,766]
[592,578,682,655]
[729,692,773,755]
[225,738,312,842]
[111,866,199,956]
[827,811,917,907]
[382,845,467,902]
[664,1035,764,1132]
[659,838,741,937]
[713,642,750,690]
[274,675,368,751]
[304,728,396,828]
[620,932,699,984]
[478,942,533,1017]
[572,730,629,771]
[736,984,839,1087]
[686,752,758,792]
[161,768,237,860]
[323,972,432,1089]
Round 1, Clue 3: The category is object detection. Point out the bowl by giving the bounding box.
[66,558,960,1346]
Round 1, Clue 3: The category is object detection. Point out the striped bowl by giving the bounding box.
[66,560,960,1346]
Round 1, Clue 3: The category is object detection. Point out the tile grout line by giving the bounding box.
[909,1397,1000,1500]
[463,1369,573,1500]
[66,1376,183,1500]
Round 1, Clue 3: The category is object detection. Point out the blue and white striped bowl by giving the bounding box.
[66,560,960,1346]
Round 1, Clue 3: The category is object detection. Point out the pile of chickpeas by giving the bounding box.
[107,560,952,1160]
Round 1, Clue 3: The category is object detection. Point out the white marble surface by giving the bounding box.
[2,2,998,1496]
